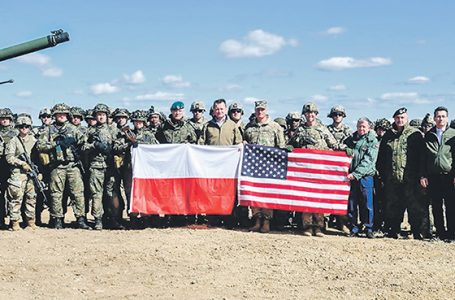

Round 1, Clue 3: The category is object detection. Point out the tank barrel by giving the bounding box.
[0,29,70,62]
[0,79,14,85]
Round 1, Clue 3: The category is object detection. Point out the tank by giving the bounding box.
[0,29,69,62]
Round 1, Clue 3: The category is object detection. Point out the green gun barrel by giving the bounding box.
[0,29,69,62]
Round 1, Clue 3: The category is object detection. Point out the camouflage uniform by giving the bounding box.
[187,101,208,141]
[228,102,245,137]
[82,103,121,230]
[377,113,425,238]
[5,115,37,230]
[288,103,342,236]
[244,101,286,233]
[0,108,18,227]
[156,118,197,144]
[36,103,90,229]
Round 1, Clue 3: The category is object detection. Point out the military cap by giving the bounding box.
[70,107,86,118]
[170,101,185,110]
[190,101,206,112]
[228,102,244,113]
[409,119,422,128]
[392,107,407,118]
[93,103,110,114]
[286,112,302,121]
[327,105,346,118]
[112,108,130,119]
[15,114,32,126]
[374,118,391,131]
[51,103,71,115]
[302,102,319,114]
[85,109,95,120]
[274,117,287,129]
[39,108,52,118]
[255,100,267,109]
[130,110,148,122]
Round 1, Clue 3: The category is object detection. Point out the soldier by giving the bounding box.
[199,99,243,228]
[187,101,208,140]
[244,100,286,233]
[32,108,53,138]
[410,119,422,128]
[327,105,352,235]
[345,117,379,238]
[36,103,90,230]
[156,101,197,227]
[288,102,342,237]
[228,102,245,136]
[82,103,123,230]
[5,114,38,230]
[0,108,18,228]
[85,109,97,128]
[148,106,163,134]
[373,118,391,234]
[420,106,455,241]
[274,118,287,132]
[114,110,159,228]
[285,112,302,143]
[69,107,87,135]
[377,107,425,239]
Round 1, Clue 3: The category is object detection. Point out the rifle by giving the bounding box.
[19,153,48,206]
[54,128,85,174]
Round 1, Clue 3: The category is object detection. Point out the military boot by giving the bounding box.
[302,227,312,236]
[26,218,38,230]
[94,218,103,230]
[314,227,324,237]
[77,216,92,230]
[260,217,271,233]
[10,220,20,231]
[249,213,262,232]
[54,218,63,229]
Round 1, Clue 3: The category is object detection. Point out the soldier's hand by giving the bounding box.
[420,177,429,188]
[38,173,43,181]
[21,163,31,172]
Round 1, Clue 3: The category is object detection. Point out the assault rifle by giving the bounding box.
[19,153,48,206]
[54,129,85,174]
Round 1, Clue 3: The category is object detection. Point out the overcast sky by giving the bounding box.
[1,1,454,126]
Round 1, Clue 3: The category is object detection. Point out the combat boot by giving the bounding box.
[76,216,92,230]
[249,213,262,232]
[10,220,20,231]
[26,218,38,230]
[54,218,63,229]
[260,217,271,233]
[314,227,324,237]
[94,218,103,230]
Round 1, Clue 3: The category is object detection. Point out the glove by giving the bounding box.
[285,145,294,152]
[21,163,31,172]
[94,141,111,155]
[61,136,76,148]
[345,148,354,156]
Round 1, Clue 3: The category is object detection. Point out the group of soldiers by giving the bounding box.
[0,99,454,242]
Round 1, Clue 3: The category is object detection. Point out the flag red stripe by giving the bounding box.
[239,200,347,215]
[286,176,350,185]
[239,180,350,195]
[288,156,351,167]
[239,190,348,204]
[292,148,351,157]
[131,177,236,215]
[287,166,347,176]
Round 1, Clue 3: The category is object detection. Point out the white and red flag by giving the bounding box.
[130,144,242,215]
[238,144,351,215]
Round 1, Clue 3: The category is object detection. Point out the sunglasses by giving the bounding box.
[333,113,344,117]
[230,109,242,113]
[193,110,204,113]
[18,125,31,129]
[41,115,52,119]
[292,119,301,122]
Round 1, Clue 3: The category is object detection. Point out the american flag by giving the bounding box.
[238,144,351,215]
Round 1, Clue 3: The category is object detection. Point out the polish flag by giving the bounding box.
[130,144,242,215]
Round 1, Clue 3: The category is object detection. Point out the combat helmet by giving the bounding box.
[286,112,302,122]
[421,113,435,128]
[85,109,95,120]
[327,105,346,118]
[410,119,422,128]
[93,103,110,114]
[130,110,148,122]
[190,101,206,112]
[70,106,86,119]
[228,102,244,114]
[302,102,319,114]
[112,108,130,119]
[374,118,391,131]
[39,108,52,118]
[274,117,287,129]
[0,108,14,119]
[15,113,32,126]
[51,103,71,115]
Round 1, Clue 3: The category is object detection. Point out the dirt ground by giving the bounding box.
[0,212,454,300]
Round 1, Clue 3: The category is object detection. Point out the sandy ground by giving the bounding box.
[0,211,454,300]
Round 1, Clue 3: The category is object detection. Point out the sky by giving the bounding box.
[0,1,454,126]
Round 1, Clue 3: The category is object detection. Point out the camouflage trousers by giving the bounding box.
[49,164,85,219]
[6,173,36,221]
[384,179,425,235]
[89,167,120,219]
